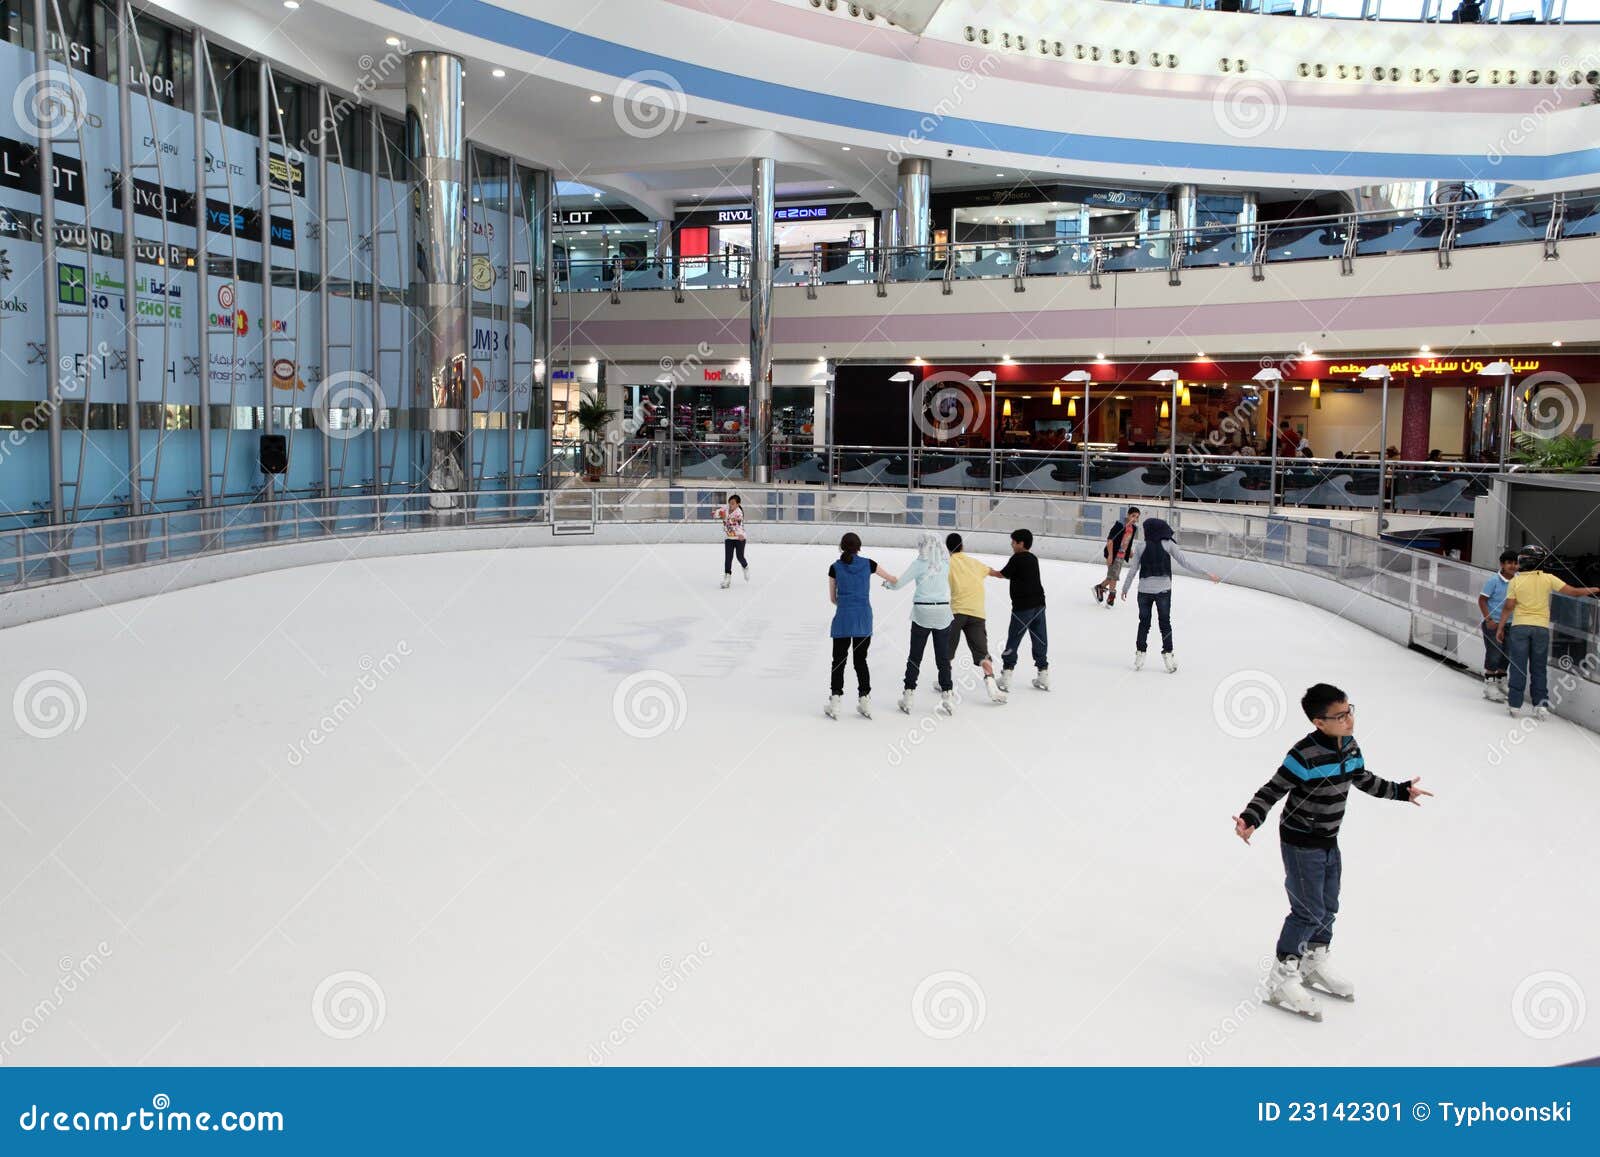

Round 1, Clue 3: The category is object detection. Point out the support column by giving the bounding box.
[406,52,469,514]
[1174,183,1197,244]
[34,0,63,527]
[193,34,212,507]
[1399,378,1431,462]
[117,0,143,521]
[895,158,930,252]
[749,156,774,483]
[1238,191,1258,253]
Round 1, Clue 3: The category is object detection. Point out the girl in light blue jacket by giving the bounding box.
[883,533,957,715]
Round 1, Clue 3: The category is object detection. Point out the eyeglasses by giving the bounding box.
[1318,704,1355,723]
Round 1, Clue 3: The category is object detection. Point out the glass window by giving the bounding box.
[1374,0,1428,16]
[1559,0,1600,17]
[1313,0,1369,16]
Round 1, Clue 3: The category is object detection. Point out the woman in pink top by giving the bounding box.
[715,493,749,589]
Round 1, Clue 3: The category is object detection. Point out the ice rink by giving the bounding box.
[2,540,1597,1066]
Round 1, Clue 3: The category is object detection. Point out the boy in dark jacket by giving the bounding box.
[1093,506,1139,607]
[1232,683,1432,1020]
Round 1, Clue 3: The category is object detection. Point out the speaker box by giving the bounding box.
[259,434,289,475]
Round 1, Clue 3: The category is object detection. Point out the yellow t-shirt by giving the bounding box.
[948,551,990,619]
[1506,571,1566,629]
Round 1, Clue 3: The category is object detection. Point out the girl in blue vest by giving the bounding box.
[1119,517,1219,672]
[827,532,897,719]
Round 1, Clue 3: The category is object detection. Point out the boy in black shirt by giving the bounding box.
[995,528,1049,692]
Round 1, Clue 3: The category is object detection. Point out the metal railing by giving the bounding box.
[1092,0,1590,24]
[555,188,1600,296]
[5,486,1596,692]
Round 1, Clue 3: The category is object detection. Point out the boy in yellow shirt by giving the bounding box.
[1495,546,1600,718]
[943,533,1007,704]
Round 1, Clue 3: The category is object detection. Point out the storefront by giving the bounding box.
[552,204,659,289]
[672,201,877,280]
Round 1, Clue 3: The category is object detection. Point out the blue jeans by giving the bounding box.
[1506,624,1550,708]
[904,622,954,692]
[1001,606,1048,672]
[1276,842,1341,960]
[1481,620,1508,675]
[1136,590,1173,654]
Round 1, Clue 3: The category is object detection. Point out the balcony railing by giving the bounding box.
[556,189,1600,296]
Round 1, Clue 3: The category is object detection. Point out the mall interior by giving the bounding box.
[1,0,1600,1068]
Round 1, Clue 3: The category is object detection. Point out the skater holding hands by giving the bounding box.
[882,533,956,716]
[1232,684,1432,1021]
[714,494,748,588]
[826,533,892,720]
[1093,506,1139,607]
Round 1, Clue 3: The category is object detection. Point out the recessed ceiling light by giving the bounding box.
[282,0,298,8]
[1553,340,1563,347]
[1196,352,1207,359]
[841,145,851,151]
[1419,344,1431,353]
[995,172,1005,177]
[385,36,401,47]
[588,94,603,103]
[1096,353,1107,361]
[491,68,506,79]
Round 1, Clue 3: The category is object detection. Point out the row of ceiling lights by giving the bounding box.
[1298,62,1599,86]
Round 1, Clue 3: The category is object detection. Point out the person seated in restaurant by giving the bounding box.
[1427,449,1443,463]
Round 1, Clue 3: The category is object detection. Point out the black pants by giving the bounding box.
[904,622,954,692]
[723,538,747,574]
[831,636,871,696]
[1136,590,1173,654]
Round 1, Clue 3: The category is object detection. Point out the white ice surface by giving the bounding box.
[1,542,1597,1066]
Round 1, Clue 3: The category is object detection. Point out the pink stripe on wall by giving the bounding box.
[556,282,1600,351]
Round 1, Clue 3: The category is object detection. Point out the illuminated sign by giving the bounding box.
[1325,358,1543,377]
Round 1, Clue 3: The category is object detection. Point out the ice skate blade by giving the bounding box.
[1307,982,1355,1002]
[1264,995,1324,1022]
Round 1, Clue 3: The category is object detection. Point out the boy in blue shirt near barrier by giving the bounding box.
[1477,549,1517,702]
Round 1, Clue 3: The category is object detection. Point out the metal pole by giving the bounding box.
[369,105,381,497]
[1169,377,1179,508]
[317,85,330,499]
[667,380,675,485]
[117,0,143,524]
[749,156,775,483]
[507,157,518,491]
[1268,380,1280,516]
[194,32,212,509]
[1497,371,1512,473]
[987,378,996,495]
[34,0,63,528]
[258,60,274,508]
[906,374,913,489]
[825,364,834,494]
[1081,378,1091,498]
[1378,375,1390,514]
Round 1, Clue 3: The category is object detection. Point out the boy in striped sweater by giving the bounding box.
[1232,683,1433,1021]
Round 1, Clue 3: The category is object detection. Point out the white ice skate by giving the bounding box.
[939,690,956,715]
[742,564,750,583]
[1482,674,1505,702]
[1535,705,1550,721]
[898,689,915,715]
[1263,957,1323,1022]
[1162,652,1178,674]
[984,674,1007,704]
[720,574,731,589]
[1301,946,1355,1002]
[1032,670,1051,691]
[997,669,1012,693]
[857,694,873,720]
[1507,704,1521,718]
[1133,651,1146,670]
[824,695,841,720]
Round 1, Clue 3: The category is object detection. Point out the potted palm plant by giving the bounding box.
[1511,430,1599,472]
[576,392,617,481]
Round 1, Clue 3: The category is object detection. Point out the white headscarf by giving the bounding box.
[916,532,949,570]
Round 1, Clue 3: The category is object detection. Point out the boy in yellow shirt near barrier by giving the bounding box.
[1494,546,1600,719]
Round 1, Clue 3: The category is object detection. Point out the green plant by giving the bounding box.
[1510,430,1599,472]
[575,392,616,439]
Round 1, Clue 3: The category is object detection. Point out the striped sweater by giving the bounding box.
[1240,732,1410,849]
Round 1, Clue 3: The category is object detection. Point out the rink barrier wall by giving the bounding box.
[2,487,1596,734]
